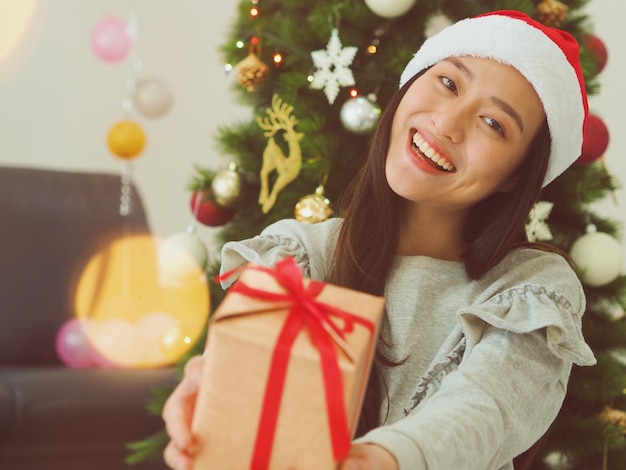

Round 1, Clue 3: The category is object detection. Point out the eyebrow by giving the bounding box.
[445,58,525,133]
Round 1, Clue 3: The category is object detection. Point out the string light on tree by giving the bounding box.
[273,52,283,68]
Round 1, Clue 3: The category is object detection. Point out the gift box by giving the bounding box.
[191,257,384,470]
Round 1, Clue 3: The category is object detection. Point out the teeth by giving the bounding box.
[412,133,455,171]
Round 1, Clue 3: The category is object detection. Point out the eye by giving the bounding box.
[440,76,458,95]
[483,116,505,136]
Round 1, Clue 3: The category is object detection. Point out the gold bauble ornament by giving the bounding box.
[107,120,146,159]
[536,0,568,27]
[211,162,242,208]
[294,185,333,224]
[236,52,269,92]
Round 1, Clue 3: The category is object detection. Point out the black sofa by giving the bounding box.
[0,166,177,470]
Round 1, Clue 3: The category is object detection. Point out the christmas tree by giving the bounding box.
[129,0,626,468]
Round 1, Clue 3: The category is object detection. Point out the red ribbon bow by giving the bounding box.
[221,257,374,469]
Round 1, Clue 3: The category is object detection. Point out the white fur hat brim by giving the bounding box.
[399,13,587,187]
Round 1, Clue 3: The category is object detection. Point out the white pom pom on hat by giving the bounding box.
[399,10,588,187]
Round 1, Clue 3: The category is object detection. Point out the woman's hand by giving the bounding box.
[161,357,397,470]
[340,444,399,470]
[162,355,205,470]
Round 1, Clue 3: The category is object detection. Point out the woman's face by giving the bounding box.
[385,56,545,215]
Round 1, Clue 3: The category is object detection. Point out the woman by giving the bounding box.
[163,10,596,469]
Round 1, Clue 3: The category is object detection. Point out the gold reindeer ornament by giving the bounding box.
[257,95,304,214]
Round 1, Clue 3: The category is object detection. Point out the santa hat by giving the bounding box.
[399,10,588,187]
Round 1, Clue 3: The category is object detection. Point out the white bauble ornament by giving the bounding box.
[133,78,174,118]
[424,13,453,38]
[340,95,381,134]
[570,227,623,287]
[211,163,242,208]
[158,227,208,285]
[365,0,416,18]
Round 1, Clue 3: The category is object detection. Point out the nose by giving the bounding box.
[431,104,467,143]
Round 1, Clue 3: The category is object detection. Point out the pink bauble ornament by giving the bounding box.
[91,16,131,63]
[55,318,102,368]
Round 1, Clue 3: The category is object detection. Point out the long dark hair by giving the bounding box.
[327,72,552,436]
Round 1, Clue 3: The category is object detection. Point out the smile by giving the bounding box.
[411,132,455,172]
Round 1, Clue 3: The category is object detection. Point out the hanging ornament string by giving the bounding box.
[123,1,141,118]
[112,0,144,219]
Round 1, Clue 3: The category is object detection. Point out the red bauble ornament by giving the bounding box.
[585,34,608,74]
[577,114,610,165]
[190,190,235,226]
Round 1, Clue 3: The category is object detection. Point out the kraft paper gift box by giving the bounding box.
[191,257,384,470]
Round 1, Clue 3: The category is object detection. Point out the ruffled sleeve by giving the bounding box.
[459,283,596,367]
[219,218,342,288]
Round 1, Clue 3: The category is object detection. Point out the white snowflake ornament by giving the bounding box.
[525,201,554,242]
[310,29,357,104]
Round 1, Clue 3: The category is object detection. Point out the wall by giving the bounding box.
[0,1,624,252]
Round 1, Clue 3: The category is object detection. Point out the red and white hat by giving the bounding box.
[399,10,588,187]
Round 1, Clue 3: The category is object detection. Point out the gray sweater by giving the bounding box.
[220,218,596,469]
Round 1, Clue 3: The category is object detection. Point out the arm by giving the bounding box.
[358,325,572,469]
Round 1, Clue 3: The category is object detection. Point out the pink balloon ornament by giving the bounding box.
[90,16,131,63]
[55,318,107,368]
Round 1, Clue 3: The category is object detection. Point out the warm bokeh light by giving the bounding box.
[74,234,210,368]
[0,0,37,65]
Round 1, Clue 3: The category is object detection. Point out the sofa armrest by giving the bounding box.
[0,166,151,365]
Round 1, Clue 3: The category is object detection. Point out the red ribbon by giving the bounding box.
[220,257,374,469]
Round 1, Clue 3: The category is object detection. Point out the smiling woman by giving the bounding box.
[0,0,37,65]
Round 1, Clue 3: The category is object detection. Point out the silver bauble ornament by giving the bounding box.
[211,162,242,208]
[570,225,623,287]
[340,95,381,134]
[365,0,416,18]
